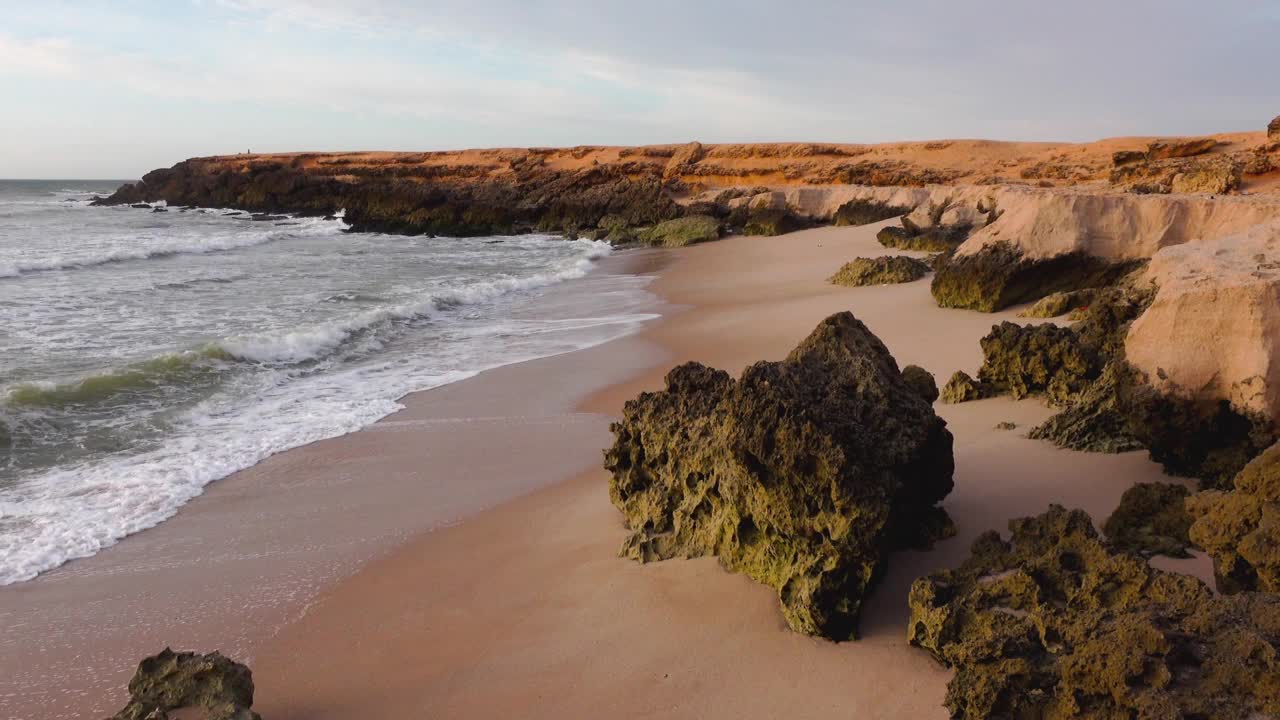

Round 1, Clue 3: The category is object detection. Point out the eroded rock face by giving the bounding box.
[828,256,930,287]
[1145,137,1218,160]
[931,242,1135,313]
[1188,442,1280,594]
[831,198,911,226]
[1103,481,1193,558]
[604,312,955,640]
[908,505,1280,720]
[107,649,260,720]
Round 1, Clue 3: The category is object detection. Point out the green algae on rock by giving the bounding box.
[908,505,1280,720]
[108,648,260,720]
[930,242,1138,313]
[741,206,808,236]
[832,198,911,227]
[939,371,994,405]
[1188,442,1280,594]
[1016,288,1097,318]
[636,215,722,247]
[976,322,1102,406]
[901,365,940,404]
[604,312,956,640]
[1103,482,1193,558]
[828,256,930,287]
[876,224,970,252]
[1027,362,1145,453]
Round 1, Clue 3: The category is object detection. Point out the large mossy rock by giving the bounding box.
[1102,481,1193,558]
[1188,442,1280,594]
[931,242,1136,313]
[908,505,1280,720]
[828,255,930,287]
[604,312,956,640]
[107,648,260,720]
[976,322,1103,406]
[742,207,807,236]
[901,365,939,404]
[876,224,970,252]
[636,214,722,247]
[832,198,910,227]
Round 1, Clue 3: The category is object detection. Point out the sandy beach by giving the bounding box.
[226,221,1208,718]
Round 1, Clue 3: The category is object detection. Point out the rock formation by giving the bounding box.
[900,365,939,404]
[908,505,1280,720]
[1269,115,1280,140]
[604,312,955,640]
[976,321,1102,406]
[939,371,993,404]
[106,649,260,720]
[1016,289,1096,318]
[828,256,930,287]
[635,215,721,247]
[831,198,910,226]
[1188,442,1280,594]
[931,242,1136,313]
[1102,481,1193,558]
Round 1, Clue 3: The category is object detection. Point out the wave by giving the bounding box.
[0,215,344,279]
[4,348,233,408]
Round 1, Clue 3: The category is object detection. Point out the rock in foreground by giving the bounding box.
[107,648,260,720]
[828,255,930,287]
[605,312,955,640]
[1102,481,1193,558]
[1188,442,1280,594]
[908,505,1280,720]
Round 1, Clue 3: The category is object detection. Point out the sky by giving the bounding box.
[2,0,1278,179]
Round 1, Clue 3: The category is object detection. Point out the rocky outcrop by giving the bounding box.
[635,215,721,247]
[831,198,910,226]
[939,371,994,404]
[1188,442,1280,594]
[1016,288,1097,318]
[1269,115,1280,140]
[1102,482,1193,558]
[828,256,929,287]
[1027,362,1145,454]
[604,313,955,640]
[931,242,1135,312]
[106,649,260,720]
[976,321,1103,406]
[908,505,1280,720]
[901,365,939,403]
[1145,137,1218,160]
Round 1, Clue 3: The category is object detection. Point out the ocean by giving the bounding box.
[0,179,656,585]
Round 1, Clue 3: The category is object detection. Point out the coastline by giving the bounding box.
[245,222,1210,719]
[0,248,669,720]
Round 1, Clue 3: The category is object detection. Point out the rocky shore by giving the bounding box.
[76,117,1280,719]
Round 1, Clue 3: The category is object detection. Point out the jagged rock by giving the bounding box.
[1188,442,1280,594]
[875,224,969,252]
[994,421,1017,430]
[1111,155,1242,195]
[832,198,911,227]
[107,649,260,720]
[1028,363,1145,453]
[828,256,929,287]
[1170,158,1244,194]
[939,371,993,404]
[976,322,1102,406]
[1103,482,1193,558]
[1111,149,1146,166]
[908,505,1280,720]
[1270,115,1280,139]
[1145,137,1217,160]
[930,242,1136,313]
[604,312,956,640]
[901,365,939,403]
[636,215,721,247]
[1016,289,1096,318]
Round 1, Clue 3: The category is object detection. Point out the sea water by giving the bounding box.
[0,180,656,584]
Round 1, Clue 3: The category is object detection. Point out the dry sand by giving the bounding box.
[245,222,1210,719]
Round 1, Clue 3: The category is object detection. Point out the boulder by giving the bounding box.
[742,207,807,236]
[827,256,930,287]
[1188,442,1280,594]
[939,371,993,404]
[637,215,721,247]
[1169,158,1244,194]
[106,649,260,720]
[908,505,1280,720]
[604,312,956,640]
[976,321,1103,406]
[1102,481,1193,558]
[1268,115,1280,139]
[901,365,939,403]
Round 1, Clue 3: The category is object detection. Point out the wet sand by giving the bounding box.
[246,223,1209,719]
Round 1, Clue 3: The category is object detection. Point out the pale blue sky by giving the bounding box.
[3,0,1278,178]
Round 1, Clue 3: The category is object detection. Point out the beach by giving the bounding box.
[1,219,1217,719]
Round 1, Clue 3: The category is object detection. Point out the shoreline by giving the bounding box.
[246,222,1210,719]
[0,248,670,720]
